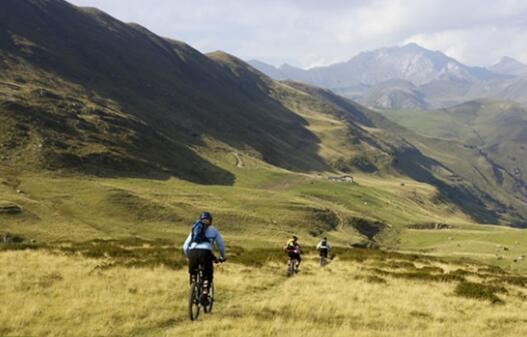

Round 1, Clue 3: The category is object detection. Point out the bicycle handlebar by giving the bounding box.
[213,256,226,264]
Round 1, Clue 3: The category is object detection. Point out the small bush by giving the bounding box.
[366,275,387,284]
[228,246,285,267]
[37,271,64,288]
[59,238,186,270]
[449,269,479,278]
[393,271,464,283]
[0,242,42,251]
[368,268,391,276]
[332,247,408,263]
[409,311,432,319]
[435,273,466,282]
[389,260,416,269]
[477,266,506,275]
[497,276,527,288]
[418,266,444,273]
[367,267,465,283]
[454,281,506,304]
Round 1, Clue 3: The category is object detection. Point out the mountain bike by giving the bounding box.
[320,255,327,267]
[287,256,300,277]
[188,259,220,321]
[319,249,329,267]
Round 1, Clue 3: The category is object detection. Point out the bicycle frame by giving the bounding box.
[188,259,219,320]
[287,257,299,276]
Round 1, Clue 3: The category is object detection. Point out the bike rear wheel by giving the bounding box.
[188,282,201,320]
[287,258,298,276]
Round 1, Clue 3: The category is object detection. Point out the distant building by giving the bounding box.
[328,175,354,183]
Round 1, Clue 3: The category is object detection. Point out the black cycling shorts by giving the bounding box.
[188,249,215,282]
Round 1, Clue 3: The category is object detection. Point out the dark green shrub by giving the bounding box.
[366,275,387,284]
[393,271,464,283]
[454,281,506,304]
[59,238,186,270]
[477,265,506,275]
[418,266,444,273]
[497,276,527,288]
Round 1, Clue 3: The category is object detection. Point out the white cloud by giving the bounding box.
[405,27,527,66]
[68,0,527,68]
[336,0,411,42]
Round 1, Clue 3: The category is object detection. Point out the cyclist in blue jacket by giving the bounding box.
[182,212,225,298]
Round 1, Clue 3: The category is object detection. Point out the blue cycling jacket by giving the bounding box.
[182,225,225,258]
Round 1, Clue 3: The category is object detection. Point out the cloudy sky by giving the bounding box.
[68,0,527,69]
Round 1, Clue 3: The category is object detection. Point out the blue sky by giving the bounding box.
[68,0,527,68]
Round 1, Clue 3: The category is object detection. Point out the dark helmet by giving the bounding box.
[292,235,298,241]
[199,211,212,221]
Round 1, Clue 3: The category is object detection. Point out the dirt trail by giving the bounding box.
[233,152,243,168]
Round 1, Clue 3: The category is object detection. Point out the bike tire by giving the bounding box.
[287,259,297,277]
[204,281,214,313]
[188,282,201,321]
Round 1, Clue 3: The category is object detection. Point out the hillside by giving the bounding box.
[0,0,425,181]
[1,0,527,248]
[0,0,473,242]
[376,99,527,225]
[0,0,343,182]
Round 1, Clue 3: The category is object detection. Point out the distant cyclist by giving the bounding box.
[284,235,302,270]
[183,211,225,303]
[316,237,331,266]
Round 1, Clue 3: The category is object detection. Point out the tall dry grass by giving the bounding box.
[1,250,527,337]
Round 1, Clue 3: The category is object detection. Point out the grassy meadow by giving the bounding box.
[2,245,527,337]
[2,143,527,336]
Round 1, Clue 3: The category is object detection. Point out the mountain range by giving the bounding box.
[1,0,527,227]
[249,44,527,109]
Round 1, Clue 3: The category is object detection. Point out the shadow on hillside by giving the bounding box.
[2,99,235,185]
[394,147,500,224]
[49,150,236,185]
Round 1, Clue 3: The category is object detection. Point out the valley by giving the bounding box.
[1,1,527,336]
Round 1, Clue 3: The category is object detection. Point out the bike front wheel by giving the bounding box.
[287,259,297,277]
[203,282,214,313]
